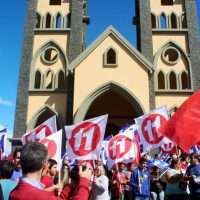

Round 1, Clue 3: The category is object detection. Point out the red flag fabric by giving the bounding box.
[159,90,200,152]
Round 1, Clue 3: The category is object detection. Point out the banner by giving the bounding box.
[22,115,57,144]
[65,114,108,160]
[40,129,62,165]
[106,125,140,169]
[0,128,7,160]
[161,137,176,154]
[159,90,200,152]
[135,106,169,152]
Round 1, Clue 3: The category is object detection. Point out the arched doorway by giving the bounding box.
[27,105,58,130]
[74,82,144,138]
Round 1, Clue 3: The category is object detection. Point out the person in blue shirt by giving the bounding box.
[0,160,17,200]
[185,153,200,200]
[130,157,150,200]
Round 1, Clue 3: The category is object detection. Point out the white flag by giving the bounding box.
[22,115,57,144]
[40,129,62,165]
[135,106,169,152]
[106,125,139,169]
[161,137,176,154]
[65,114,108,160]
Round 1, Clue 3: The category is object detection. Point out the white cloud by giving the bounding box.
[0,97,14,106]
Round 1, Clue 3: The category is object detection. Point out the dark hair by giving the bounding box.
[48,159,57,169]
[170,159,179,168]
[20,143,48,174]
[139,157,147,164]
[0,160,14,179]
[13,147,22,159]
[191,153,200,162]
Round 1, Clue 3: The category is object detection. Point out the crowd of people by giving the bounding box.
[1,143,200,200]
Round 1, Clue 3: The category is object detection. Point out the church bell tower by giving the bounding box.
[14,0,89,138]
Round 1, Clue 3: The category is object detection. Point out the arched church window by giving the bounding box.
[46,13,51,28]
[105,48,117,65]
[56,13,62,28]
[34,71,42,89]
[58,70,65,89]
[160,13,167,29]
[181,71,189,89]
[158,71,165,89]
[45,71,53,89]
[151,13,157,28]
[50,0,61,5]
[162,47,180,65]
[36,13,41,28]
[171,13,178,29]
[169,71,177,89]
[161,0,173,5]
[34,108,57,128]
[41,47,59,65]
[66,13,71,28]
[181,13,187,29]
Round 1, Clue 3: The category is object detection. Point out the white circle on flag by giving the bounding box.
[41,138,57,158]
[108,135,133,160]
[68,122,101,156]
[141,114,167,144]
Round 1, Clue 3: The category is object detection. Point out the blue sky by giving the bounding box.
[0,0,199,135]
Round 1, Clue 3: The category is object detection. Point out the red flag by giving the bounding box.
[159,90,200,152]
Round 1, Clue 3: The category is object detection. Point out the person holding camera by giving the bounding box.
[9,143,93,200]
[90,163,110,200]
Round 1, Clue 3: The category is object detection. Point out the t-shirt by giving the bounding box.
[111,171,126,197]
[10,169,22,182]
[186,164,200,193]
[41,175,54,188]
[0,179,17,200]
[130,167,150,197]
[165,168,187,195]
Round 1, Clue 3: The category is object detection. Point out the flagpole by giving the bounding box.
[116,163,122,194]
[57,167,61,196]
[138,168,142,194]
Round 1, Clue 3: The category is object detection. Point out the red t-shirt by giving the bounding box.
[41,175,54,188]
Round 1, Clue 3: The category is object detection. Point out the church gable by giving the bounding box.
[72,27,153,117]
[69,26,153,73]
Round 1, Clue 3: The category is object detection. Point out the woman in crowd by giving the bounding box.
[111,163,127,200]
[41,158,60,193]
[165,159,189,200]
[90,164,110,200]
[10,147,22,182]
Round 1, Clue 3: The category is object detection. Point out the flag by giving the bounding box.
[135,106,169,152]
[106,125,140,169]
[190,145,200,154]
[0,128,7,160]
[147,159,169,177]
[159,90,200,152]
[65,114,108,160]
[148,159,169,170]
[160,137,176,154]
[22,115,57,144]
[40,130,62,165]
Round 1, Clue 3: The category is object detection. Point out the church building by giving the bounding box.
[14,0,200,138]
